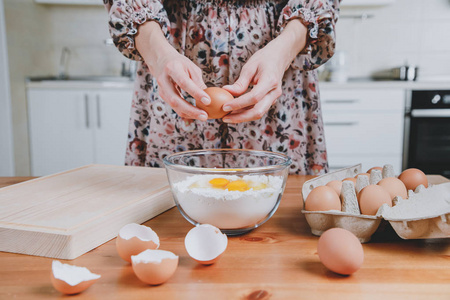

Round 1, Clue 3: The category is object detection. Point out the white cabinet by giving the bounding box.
[320,88,405,174]
[28,88,132,176]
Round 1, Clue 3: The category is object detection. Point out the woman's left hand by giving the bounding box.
[222,19,308,123]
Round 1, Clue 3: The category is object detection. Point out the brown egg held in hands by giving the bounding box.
[377,177,408,200]
[317,228,364,275]
[398,168,428,191]
[358,185,392,215]
[305,185,341,211]
[196,87,234,119]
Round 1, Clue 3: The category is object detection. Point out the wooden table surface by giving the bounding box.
[0,176,449,299]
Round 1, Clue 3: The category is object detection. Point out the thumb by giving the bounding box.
[223,67,255,96]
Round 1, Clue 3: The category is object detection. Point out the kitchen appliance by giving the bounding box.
[372,64,418,81]
[404,90,450,177]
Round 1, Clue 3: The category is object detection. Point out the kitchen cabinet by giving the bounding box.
[27,88,132,176]
[320,88,405,174]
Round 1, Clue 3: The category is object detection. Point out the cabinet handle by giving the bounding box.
[84,94,89,128]
[96,94,101,128]
[323,99,359,104]
[324,122,358,126]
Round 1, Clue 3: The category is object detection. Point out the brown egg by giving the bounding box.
[325,180,342,196]
[355,173,370,179]
[377,177,408,200]
[343,177,357,185]
[305,185,341,211]
[358,185,392,215]
[196,87,234,119]
[398,168,428,191]
[367,166,382,173]
[317,228,364,275]
[131,249,179,285]
[51,261,100,295]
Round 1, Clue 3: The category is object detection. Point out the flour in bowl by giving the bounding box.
[172,174,284,229]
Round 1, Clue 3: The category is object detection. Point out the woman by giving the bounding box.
[104,0,339,174]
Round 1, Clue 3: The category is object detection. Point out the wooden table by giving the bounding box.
[0,176,449,299]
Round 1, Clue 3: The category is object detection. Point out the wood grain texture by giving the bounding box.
[0,165,174,259]
[0,175,449,299]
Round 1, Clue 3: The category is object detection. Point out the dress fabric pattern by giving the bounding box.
[104,0,339,175]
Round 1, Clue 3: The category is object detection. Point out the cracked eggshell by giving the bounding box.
[116,223,160,263]
[185,224,228,265]
[131,249,178,285]
[51,260,100,295]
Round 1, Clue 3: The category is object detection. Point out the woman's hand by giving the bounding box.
[136,21,211,121]
[222,19,308,123]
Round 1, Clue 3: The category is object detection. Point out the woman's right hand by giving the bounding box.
[136,21,210,121]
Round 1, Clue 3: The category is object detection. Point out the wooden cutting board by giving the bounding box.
[0,165,175,260]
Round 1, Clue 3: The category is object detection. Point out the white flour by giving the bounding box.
[172,174,284,229]
[380,182,450,220]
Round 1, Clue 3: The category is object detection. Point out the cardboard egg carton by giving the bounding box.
[301,164,450,242]
[378,182,450,239]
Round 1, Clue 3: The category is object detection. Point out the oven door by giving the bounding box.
[407,109,450,177]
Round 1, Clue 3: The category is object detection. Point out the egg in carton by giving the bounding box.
[301,164,383,243]
[302,164,450,242]
[378,182,450,239]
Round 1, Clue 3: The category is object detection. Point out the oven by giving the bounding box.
[403,90,450,177]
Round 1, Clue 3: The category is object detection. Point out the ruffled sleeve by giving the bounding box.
[104,0,170,61]
[277,0,340,71]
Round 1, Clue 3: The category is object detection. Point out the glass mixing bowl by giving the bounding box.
[163,149,291,235]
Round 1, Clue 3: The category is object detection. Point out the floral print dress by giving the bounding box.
[104,0,339,175]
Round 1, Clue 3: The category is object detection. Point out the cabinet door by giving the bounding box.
[92,90,133,165]
[28,89,95,176]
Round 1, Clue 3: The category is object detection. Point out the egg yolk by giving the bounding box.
[226,180,250,192]
[209,178,230,189]
[250,182,267,191]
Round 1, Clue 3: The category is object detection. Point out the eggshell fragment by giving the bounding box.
[116,223,160,263]
[398,168,428,191]
[131,249,178,285]
[196,87,234,119]
[51,260,100,295]
[185,224,228,265]
[358,185,392,215]
[378,177,408,200]
[305,185,341,211]
[317,228,364,275]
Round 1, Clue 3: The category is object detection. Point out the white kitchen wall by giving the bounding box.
[4,0,124,176]
[337,0,450,79]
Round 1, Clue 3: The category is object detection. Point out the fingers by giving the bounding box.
[222,64,256,96]
[222,87,282,123]
[168,64,211,106]
[157,76,208,121]
[223,74,280,112]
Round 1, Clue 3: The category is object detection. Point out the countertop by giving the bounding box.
[0,175,449,299]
